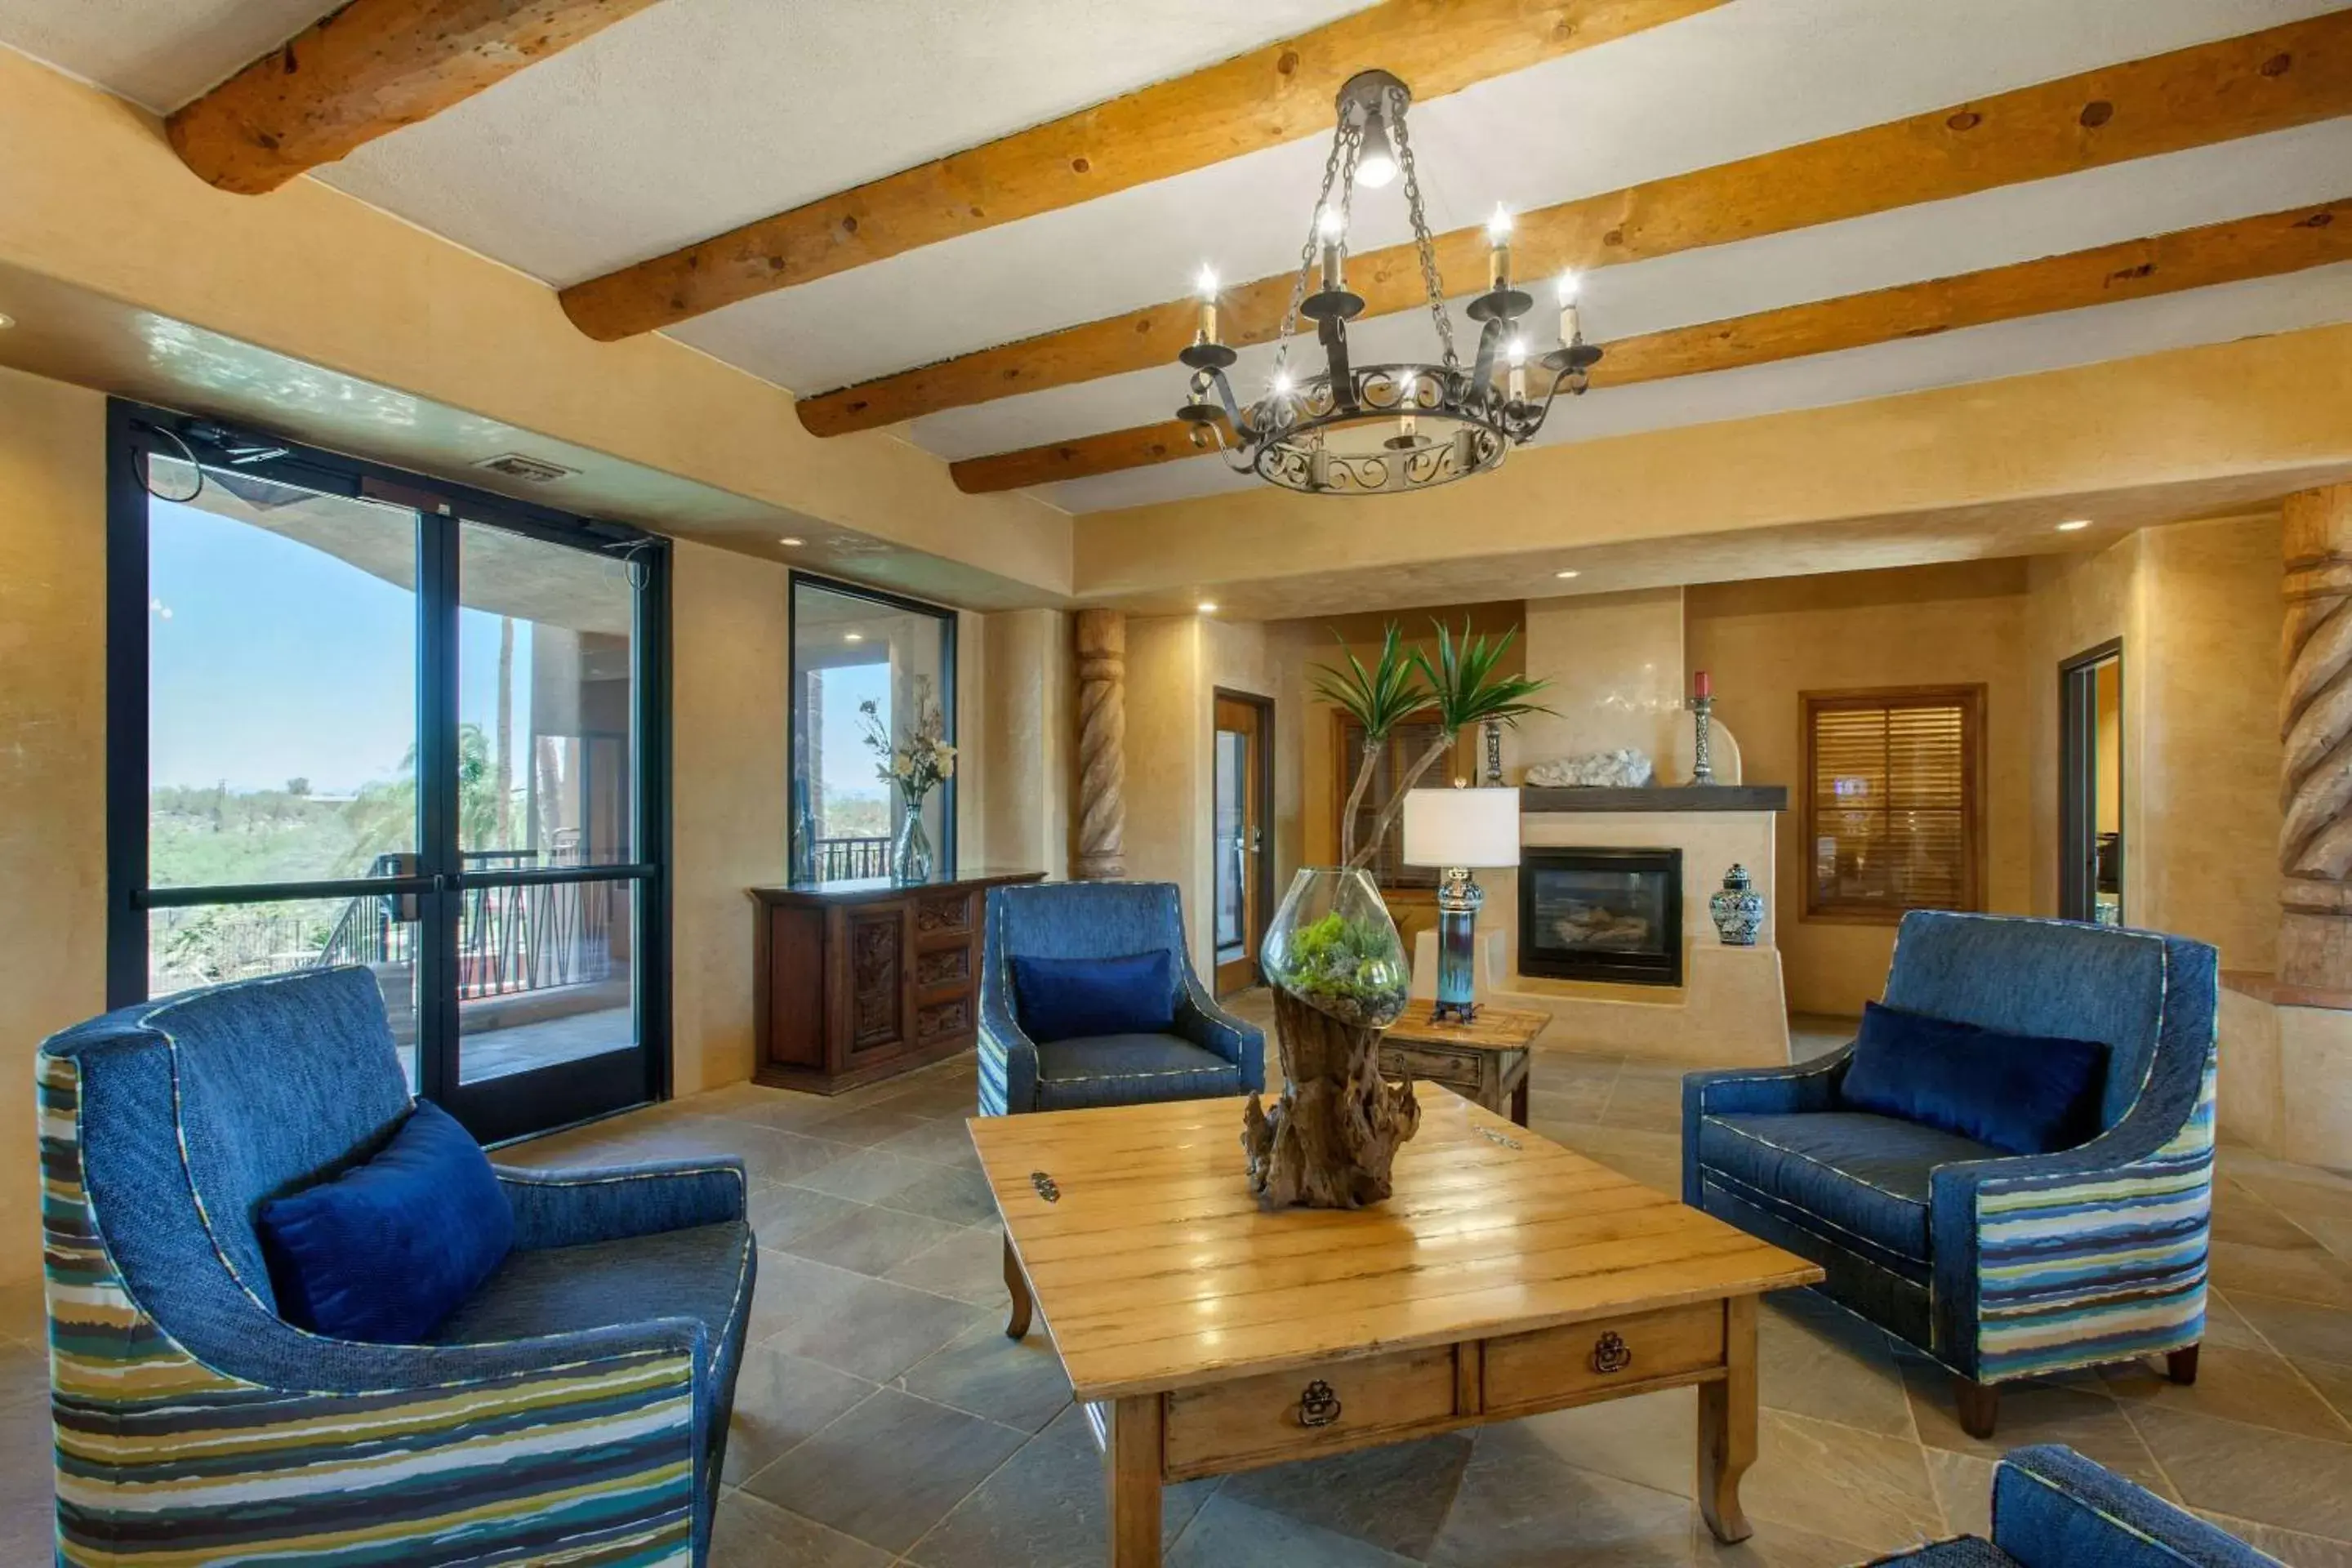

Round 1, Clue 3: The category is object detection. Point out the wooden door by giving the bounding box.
[1213,693,1272,996]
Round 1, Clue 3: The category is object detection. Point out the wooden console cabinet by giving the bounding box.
[749,870,1042,1094]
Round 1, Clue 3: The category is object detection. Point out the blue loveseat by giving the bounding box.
[1870,1443,2272,1566]
[1684,911,2217,1437]
[977,880,1264,1116]
[40,966,751,1566]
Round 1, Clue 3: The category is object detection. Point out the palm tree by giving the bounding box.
[341,723,512,869]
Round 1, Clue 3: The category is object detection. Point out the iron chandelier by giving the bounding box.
[1176,69,1600,497]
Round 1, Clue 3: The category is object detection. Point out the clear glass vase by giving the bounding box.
[890,801,934,884]
[1260,866,1410,1030]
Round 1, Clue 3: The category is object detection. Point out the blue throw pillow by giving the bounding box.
[258,1099,514,1343]
[1010,951,1177,1044]
[1841,1000,2109,1156]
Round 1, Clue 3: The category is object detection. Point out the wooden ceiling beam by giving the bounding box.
[806,11,2352,440]
[555,0,1725,341]
[167,0,664,195]
[946,198,2352,494]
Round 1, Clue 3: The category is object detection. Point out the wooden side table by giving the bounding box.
[1379,999,1549,1125]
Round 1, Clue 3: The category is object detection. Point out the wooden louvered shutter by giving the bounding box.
[1802,686,1985,920]
[1335,713,1443,891]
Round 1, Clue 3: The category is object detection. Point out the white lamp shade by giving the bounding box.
[1401,786,1521,868]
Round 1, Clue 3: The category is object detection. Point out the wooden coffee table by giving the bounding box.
[1379,998,1550,1125]
[970,1085,1822,1566]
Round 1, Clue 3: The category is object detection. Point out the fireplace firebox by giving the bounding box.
[1518,847,1683,986]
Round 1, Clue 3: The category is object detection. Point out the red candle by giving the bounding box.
[1693,670,1712,700]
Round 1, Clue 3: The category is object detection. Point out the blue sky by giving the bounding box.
[817,662,890,800]
[149,499,533,794]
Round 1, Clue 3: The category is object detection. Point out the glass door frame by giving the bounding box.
[105,401,673,1143]
[2057,638,2124,925]
[1212,688,1274,996]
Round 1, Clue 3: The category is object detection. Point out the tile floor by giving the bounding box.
[1,1001,2347,1566]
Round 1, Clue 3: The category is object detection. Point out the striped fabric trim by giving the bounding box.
[39,1052,699,1566]
[1972,1057,2215,1383]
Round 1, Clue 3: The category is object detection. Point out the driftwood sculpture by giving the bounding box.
[1243,988,1420,1209]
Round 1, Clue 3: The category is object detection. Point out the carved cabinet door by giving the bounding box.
[832,901,914,1061]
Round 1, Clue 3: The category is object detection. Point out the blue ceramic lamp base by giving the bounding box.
[1432,868,1485,1024]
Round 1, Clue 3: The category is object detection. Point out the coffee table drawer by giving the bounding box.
[1163,1344,1458,1477]
[1482,1302,1725,1415]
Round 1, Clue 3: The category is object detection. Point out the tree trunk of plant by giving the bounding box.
[1338,736,1379,865]
[493,617,515,849]
[1242,988,1422,1209]
[1344,730,1456,873]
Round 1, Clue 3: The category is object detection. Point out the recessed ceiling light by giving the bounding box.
[2056,519,2091,532]
[777,536,805,547]
[1196,600,1219,614]
[0,312,15,330]
[844,631,865,644]
[1555,569,1580,579]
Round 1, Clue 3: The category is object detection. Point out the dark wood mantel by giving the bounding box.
[750,868,1043,1094]
[1521,785,1788,813]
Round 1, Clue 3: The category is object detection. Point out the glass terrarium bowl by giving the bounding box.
[1260,866,1410,1031]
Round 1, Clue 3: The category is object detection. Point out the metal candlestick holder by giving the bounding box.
[1690,694,1716,786]
[1483,718,1503,786]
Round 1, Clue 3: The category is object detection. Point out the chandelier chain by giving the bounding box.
[1388,96,1459,370]
[1277,120,1357,357]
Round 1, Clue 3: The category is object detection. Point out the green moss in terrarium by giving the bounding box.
[1276,911,1408,1020]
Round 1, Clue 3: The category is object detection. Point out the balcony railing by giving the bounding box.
[318,851,614,1000]
[814,835,892,881]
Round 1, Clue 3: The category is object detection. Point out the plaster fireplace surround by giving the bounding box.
[1406,586,1793,1067]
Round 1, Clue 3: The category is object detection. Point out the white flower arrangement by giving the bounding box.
[859,676,956,805]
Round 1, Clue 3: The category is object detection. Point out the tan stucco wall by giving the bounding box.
[0,366,109,1293]
[979,608,1072,882]
[1686,560,2036,1016]
[1124,616,1209,969]
[670,543,791,1094]
[1512,587,1686,776]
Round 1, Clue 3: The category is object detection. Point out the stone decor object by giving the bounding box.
[1243,866,1418,1209]
[1523,748,1654,788]
[1710,864,1766,947]
[2281,483,2352,987]
[1074,608,1126,880]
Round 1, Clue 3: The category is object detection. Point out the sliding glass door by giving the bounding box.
[109,404,669,1143]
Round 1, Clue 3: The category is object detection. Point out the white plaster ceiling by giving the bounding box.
[2,0,2349,519]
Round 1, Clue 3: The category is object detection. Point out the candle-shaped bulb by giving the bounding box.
[1356,112,1398,189]
[1193,263,1219,345]
[1271,367,1294,398]
[1505,335,1527,402]
[1506,336,1528,367]
[1486,203,1512,290]
[1316,204,1346,290]
[1556,269,1583,345]
[1693,669,1713,700]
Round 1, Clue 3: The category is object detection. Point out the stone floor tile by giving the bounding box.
[2100,1343,2352,1444]
[1921,1448,1995,1539]
[1600,1064,1690,1134]
[871,1116,985,1169]
[2300,1356,2352,1424]
[881,1165,1001,1227]
[794,1148,947,1207]
[1506,1384,1697,1499]
[2212,1239,2352,1307]
[1174,1494,1423,1567]
[1218,1432,1473,1560]
[886,1225,1015,1307]
[711,1490,892,1567]
[1744,1410,1945,1548]
[1757,1291,1916,1438]
[1427,1423,1697,1567]
[2203,1287,2274,1352]
[0,1398,52,1555]
[2234,1293,2352,1367]
[746,1184,869,1249]
[2216,1178,2333,1250]
[908,1405,1212,1568]
[800,1102,936,1149]
[1900,1361,2169,1492]
[2131,1405,2352,1540]
[2194,1512,2352,1566]
[741,1388,1027,1555]
[721,1343,875,1486]
[1541,1122,1684,1196]
[753,1252,987,1382]
[1526,1054,1621,1122]
[786,1205,960,1278]
[895,1319,1071,1433]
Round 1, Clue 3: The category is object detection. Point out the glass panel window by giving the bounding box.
[790,580,955,884]
[146,467,418,887]
[1215,729,1248,959]
[458,522,636,867]
[457,879,637,1083]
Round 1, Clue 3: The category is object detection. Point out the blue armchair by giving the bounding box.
[40,966,752,1566]
[1684,911,2216,1438]
[977,880,1265,1115]
[1869,1444,2273,1566]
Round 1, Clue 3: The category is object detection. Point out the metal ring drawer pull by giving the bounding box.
[1297,1379,1343,1428]
[1030,1170,1059,1203]
[1590,1331,1633,1375]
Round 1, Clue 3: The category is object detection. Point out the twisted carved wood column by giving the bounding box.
[1074,608,1127,880]
[2280,483,2352,988]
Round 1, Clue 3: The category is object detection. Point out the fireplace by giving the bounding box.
[1518,847,1683,986]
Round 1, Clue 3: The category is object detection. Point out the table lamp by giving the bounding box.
[1402,782,1521,1023]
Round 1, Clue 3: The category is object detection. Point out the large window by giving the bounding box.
[1802,685,1984,921]
[111,405,670,1143]
[789,575,956,884]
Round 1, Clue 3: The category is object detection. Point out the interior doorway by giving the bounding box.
[2059,639,2125,925]
[1212,691,1274,996]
